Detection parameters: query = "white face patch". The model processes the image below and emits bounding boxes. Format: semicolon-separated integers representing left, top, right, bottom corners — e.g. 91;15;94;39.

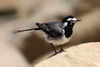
67;18;72;21
67;18;77;23
72;18;77;21
64;22;68;27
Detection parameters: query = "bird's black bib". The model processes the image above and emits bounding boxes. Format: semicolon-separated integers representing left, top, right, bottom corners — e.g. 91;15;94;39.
64;26;73;38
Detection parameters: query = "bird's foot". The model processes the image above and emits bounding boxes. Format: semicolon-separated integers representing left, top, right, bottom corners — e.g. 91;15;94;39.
48;52;60;58
59;49;66;53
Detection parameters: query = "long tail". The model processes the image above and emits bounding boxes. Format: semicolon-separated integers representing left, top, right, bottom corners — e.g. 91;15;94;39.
14;28;41;33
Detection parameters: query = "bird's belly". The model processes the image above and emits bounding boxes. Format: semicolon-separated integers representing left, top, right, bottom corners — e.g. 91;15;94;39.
45;35;71;46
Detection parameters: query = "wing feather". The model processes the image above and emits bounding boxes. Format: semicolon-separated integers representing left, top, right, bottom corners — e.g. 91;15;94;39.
36;22;63;37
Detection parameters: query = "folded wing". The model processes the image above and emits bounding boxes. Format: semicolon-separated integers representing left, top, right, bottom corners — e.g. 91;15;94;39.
36;22;63;37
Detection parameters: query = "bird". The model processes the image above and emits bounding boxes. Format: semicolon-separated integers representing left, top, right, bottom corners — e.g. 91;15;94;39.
15;15;81;55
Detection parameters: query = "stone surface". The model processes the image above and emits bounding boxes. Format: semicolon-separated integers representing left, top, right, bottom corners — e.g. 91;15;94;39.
34;42;100;67
0;42;30;67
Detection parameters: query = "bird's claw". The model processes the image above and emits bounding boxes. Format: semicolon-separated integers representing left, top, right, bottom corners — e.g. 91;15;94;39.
59;49;66;53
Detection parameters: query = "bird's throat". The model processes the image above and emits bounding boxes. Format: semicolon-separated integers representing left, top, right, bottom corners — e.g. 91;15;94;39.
64;26;73;38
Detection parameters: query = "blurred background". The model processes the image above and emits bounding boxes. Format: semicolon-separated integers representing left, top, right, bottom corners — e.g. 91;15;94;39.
0;0;100;67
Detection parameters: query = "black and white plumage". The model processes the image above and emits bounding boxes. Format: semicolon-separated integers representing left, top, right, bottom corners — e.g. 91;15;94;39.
36;22;71;46
15;15;81;55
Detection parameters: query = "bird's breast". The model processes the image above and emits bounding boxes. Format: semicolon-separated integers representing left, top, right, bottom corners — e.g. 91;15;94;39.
44;34;71;46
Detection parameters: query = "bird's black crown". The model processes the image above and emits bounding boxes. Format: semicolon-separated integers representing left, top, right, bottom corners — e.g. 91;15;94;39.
62;15;74;22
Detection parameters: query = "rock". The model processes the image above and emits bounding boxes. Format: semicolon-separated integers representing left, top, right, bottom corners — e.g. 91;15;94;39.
34;42;100;67
0;42;30;67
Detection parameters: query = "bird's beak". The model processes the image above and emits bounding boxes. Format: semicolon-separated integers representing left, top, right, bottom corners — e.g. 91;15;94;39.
76;20;81;22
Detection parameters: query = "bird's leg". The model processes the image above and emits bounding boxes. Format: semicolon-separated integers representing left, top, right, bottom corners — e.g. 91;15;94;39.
50;43;58;55
59;45;65;52
48;43;58;58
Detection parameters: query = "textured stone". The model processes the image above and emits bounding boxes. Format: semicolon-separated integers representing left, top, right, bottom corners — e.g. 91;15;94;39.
34;42;100;67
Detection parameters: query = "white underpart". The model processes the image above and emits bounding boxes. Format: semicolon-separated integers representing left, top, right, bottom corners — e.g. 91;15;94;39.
44;29;71;46
46;36;70;46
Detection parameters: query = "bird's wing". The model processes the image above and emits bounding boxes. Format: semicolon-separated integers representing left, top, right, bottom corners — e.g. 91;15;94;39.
36;22;63;37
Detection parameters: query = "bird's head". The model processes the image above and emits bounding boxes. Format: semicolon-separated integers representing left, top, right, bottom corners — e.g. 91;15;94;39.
62;15;81;27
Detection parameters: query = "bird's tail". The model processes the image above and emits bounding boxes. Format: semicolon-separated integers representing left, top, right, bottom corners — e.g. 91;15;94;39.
14;28;41;33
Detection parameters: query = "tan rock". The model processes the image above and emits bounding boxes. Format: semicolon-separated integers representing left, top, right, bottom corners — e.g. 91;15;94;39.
0;42;30;67
34;42;100;67
67;42;100;66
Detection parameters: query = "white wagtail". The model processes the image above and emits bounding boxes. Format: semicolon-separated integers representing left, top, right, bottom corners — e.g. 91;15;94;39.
15;15;81;55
